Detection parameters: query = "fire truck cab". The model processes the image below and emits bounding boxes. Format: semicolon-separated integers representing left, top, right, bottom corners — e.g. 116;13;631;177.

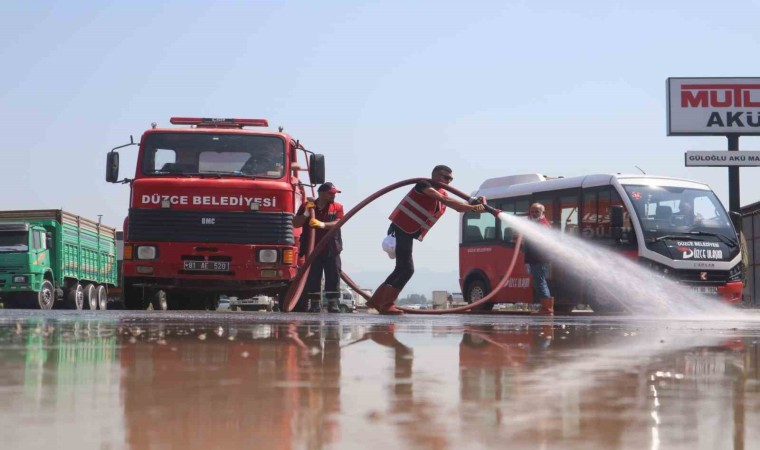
106;117;325;310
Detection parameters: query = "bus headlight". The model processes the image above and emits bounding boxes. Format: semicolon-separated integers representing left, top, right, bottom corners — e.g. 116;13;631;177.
728;263;744;282
136;246;157;260
257;249;278;264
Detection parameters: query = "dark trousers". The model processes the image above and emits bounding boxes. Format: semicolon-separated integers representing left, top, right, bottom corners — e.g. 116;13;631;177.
384;224;416;290
305;254;342;303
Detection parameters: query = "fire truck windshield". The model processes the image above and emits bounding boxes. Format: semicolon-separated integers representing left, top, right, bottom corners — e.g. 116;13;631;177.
141;132;285;179
622;184;736;244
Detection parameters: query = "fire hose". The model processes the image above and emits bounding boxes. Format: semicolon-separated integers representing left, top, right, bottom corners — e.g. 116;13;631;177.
284;178;523;314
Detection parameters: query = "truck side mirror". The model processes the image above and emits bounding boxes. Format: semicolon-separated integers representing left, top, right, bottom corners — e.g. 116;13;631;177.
46;232;52;250
309;154;325;185
610;205;624;240
106;151;120;183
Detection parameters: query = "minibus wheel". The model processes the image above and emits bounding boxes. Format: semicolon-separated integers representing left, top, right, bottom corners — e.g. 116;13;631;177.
465;278;494;312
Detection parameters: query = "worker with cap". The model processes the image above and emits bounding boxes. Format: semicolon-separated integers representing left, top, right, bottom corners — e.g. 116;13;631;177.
293;182;345;312
368;165;486;315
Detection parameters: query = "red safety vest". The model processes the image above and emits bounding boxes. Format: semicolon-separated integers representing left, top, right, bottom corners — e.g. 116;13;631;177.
389;187;447;240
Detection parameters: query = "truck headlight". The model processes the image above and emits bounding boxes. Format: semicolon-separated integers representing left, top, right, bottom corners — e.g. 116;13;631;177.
257;249;278;263
13;276;28;283
136;246;157;260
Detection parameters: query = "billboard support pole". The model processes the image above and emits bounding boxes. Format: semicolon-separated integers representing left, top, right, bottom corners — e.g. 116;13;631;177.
728;134;740;230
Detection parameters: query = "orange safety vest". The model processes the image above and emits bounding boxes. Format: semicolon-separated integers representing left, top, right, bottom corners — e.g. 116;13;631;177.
389;187;447;241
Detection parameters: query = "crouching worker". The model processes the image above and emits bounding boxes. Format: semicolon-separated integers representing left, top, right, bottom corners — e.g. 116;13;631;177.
293;182;345;313
369;165;486;314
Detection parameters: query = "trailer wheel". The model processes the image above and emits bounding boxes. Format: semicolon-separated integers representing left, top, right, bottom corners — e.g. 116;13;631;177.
465;278;494;312
151;290;168;311
66;284;84;310
82;284;97;310
96;285;108;310
32;281;55;310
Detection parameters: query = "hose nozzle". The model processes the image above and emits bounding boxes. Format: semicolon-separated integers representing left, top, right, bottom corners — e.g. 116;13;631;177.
469;197;501;217
483;204;502;217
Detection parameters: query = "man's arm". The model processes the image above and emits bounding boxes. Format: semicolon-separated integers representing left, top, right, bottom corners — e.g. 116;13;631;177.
308;204;344;229
321;204;344;229
292;200;314;228
420;187;485;213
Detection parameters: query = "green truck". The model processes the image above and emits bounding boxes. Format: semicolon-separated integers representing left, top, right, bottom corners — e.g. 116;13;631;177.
0;210;117;310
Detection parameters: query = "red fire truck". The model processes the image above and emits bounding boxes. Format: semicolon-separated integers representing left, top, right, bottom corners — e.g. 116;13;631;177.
105;117;324;310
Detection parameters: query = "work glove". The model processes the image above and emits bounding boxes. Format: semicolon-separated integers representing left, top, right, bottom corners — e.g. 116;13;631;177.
304;201;316;209
309;218;325;229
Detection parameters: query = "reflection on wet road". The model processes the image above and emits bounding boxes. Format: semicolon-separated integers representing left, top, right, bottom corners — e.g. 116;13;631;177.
1;311;760;449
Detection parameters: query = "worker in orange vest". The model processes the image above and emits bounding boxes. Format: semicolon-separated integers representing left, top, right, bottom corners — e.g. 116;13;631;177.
369;165;486;314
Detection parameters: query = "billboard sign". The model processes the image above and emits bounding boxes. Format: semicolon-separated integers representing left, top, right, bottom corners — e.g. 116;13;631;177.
685;151;760;167
667;78;760;135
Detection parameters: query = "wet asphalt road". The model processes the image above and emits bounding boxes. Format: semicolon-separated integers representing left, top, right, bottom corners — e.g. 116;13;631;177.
1;309;760;450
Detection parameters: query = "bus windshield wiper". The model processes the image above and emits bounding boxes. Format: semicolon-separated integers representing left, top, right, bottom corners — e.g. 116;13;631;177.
651;231;738;247
685;231;738;248
651;234;704;243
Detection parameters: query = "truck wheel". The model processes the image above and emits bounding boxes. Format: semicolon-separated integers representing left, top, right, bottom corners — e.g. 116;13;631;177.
66;284;84;310
465;278;494;312
37;281;55;310
207;294;220;311
82;284;97;310
96;285;108;310
151;290;168;311
339;304;350;313
275;285;290;312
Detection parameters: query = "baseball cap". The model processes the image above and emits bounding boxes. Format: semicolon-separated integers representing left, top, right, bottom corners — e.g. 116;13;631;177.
318;182;341;193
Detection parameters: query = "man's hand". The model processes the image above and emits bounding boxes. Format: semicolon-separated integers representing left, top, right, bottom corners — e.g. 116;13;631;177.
471;204;485;212
468;196;487;205
309;218;325;229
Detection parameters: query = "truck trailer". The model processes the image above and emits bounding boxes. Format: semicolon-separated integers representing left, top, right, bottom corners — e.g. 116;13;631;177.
0;210;117;309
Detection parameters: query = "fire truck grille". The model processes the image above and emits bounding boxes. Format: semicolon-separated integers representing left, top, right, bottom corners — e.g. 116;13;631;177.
128;209;294;245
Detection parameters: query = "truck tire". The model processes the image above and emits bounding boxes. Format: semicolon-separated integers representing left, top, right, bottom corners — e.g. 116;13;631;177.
275;285;290;312
465;278;494;312
66;284;84;310
339;304;350;313
207;294;220;311
96;285;108;310
37;289;54;309
83;284;97;310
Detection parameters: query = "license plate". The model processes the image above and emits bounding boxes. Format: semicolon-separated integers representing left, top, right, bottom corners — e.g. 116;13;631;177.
691;286;718;295
184;261;230;271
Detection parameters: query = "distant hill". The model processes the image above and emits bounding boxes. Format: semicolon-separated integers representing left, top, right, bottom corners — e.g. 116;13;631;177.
345;268;461;296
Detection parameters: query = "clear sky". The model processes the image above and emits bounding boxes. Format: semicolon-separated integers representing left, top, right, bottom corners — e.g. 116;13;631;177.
2;0;760;293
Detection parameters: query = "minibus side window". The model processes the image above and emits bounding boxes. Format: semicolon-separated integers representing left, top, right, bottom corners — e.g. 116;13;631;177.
463;210;497;243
